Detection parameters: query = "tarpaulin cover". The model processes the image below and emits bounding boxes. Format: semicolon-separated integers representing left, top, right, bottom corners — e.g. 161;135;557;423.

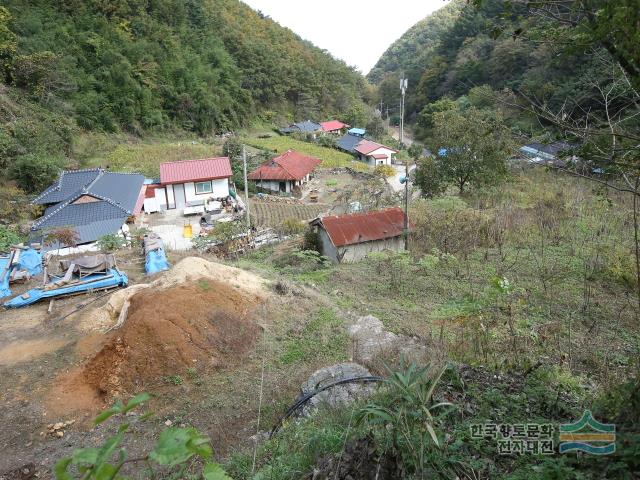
17;248;42;275
3;269;128;308
0;256;11;298
59;254;115;274
143;235;170;275
145;248;170;274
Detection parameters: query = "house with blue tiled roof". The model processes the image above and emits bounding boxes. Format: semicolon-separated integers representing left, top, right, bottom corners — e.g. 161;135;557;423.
31;168;145;248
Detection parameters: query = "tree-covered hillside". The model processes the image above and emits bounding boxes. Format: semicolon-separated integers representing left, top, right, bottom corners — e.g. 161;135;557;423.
368;0;619;138
1;0;366;135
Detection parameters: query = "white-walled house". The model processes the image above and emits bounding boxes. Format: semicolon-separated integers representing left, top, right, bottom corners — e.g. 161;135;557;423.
143;157;232;213
354;140;398;166
247;150;321;196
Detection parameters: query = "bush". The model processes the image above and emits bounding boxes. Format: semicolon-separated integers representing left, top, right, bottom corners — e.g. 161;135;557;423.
9;152;65;193
97;233;126;252
278;218;306;236
0;225;23;251
374;164;395;178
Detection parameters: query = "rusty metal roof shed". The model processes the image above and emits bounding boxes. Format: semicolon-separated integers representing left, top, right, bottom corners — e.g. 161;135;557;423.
312;207;407;247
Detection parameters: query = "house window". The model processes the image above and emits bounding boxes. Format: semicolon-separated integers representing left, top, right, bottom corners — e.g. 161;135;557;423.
195;181;212;194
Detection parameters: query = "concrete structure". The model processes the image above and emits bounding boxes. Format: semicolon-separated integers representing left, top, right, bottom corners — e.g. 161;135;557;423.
248;150;321;196
310;207;407;263
144;157;232;213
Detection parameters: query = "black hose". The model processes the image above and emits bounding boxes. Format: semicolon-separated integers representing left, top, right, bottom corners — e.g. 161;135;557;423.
269;375;384;437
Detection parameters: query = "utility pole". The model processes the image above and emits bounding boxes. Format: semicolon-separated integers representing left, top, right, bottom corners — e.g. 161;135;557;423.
400;75;409;250
242;145;250;228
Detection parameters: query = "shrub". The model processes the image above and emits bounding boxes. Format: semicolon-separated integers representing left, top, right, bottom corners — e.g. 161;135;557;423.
0;225;23;251
374;164;395;178
44;227;79;251
9;152;65;193
278;218;306;236
97;233;126;252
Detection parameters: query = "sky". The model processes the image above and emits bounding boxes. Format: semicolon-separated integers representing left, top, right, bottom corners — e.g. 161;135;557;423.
241;0;450;75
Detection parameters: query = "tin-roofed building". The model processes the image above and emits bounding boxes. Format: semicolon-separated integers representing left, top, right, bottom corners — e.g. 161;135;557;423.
248;150;321;195
310;207;408;262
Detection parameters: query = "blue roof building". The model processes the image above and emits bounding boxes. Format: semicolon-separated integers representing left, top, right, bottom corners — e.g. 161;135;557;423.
31;169;145;246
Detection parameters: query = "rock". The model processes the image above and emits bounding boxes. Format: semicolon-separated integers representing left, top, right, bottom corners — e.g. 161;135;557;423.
348;315;429;366
348;315;399;363
164;419;173;426
298;363;376;416
55;431;64;438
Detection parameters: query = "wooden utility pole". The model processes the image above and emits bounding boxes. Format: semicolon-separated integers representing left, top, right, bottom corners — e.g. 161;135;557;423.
242;145;250;228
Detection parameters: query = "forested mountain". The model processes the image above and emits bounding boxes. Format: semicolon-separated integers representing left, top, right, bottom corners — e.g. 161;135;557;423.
0;0;366;135
368;0;617;139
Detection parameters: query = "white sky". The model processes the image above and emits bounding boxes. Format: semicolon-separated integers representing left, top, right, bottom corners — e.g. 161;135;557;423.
241;0;450;74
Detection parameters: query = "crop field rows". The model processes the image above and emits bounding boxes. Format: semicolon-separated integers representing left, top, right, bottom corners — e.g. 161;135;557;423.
249;201;328;227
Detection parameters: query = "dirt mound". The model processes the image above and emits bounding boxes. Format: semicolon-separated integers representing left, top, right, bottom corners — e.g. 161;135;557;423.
77;257;268;333
49;279;261;414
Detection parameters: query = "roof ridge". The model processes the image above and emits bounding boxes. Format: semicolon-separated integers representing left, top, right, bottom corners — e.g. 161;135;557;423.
32;191;130;230
31;167;103;204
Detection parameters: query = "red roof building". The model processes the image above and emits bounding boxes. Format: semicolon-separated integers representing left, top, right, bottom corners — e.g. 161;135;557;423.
143;157;233;212
247;150;321;195
310;207;409;262
320;120;350;133
353;140;398;166
160;157;232;185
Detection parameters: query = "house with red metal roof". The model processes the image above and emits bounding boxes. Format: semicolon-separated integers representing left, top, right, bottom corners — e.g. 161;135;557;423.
145;157;233;213
247;150;321;196
309;207;408;262
320;120;350;135
354;140;398;167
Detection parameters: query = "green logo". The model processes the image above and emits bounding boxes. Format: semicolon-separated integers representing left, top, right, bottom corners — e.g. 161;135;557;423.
559;410;615;455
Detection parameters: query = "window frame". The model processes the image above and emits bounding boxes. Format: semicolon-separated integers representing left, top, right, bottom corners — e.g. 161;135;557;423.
194;181;213;195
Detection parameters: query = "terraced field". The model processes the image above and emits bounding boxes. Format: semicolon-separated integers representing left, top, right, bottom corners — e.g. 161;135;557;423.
244;135;370;171
249;201;329;227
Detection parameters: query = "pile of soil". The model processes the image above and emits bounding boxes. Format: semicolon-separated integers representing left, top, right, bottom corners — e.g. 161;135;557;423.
49;279;261;413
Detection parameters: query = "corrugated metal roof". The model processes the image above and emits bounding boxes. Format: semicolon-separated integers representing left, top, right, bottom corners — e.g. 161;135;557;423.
160;157;232;184
247;150;321;181
320;120;348;132
315;207;407;247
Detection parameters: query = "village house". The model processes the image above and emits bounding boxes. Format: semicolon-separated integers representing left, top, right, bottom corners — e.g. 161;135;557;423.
354;139;397;166
310;207;408;263
280;120;323;138
144;157;232;214
31;168;145;247
320;120;350;135
247;149;321;196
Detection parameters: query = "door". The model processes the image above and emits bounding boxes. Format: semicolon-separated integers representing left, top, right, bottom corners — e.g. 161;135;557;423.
173;184;186;209
279;181;287;193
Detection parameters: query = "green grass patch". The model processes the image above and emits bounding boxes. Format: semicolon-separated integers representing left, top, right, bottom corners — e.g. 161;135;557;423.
244;135;369;171
279;308;348;365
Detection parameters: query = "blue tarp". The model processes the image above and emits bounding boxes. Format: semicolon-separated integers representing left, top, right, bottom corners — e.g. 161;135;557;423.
145;248;170;275
0;256;11;298
348;128;365;136
3;269;128;308
17;248;42;275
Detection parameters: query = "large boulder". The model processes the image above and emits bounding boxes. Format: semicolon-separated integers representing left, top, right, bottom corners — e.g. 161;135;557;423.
299;362;376;416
